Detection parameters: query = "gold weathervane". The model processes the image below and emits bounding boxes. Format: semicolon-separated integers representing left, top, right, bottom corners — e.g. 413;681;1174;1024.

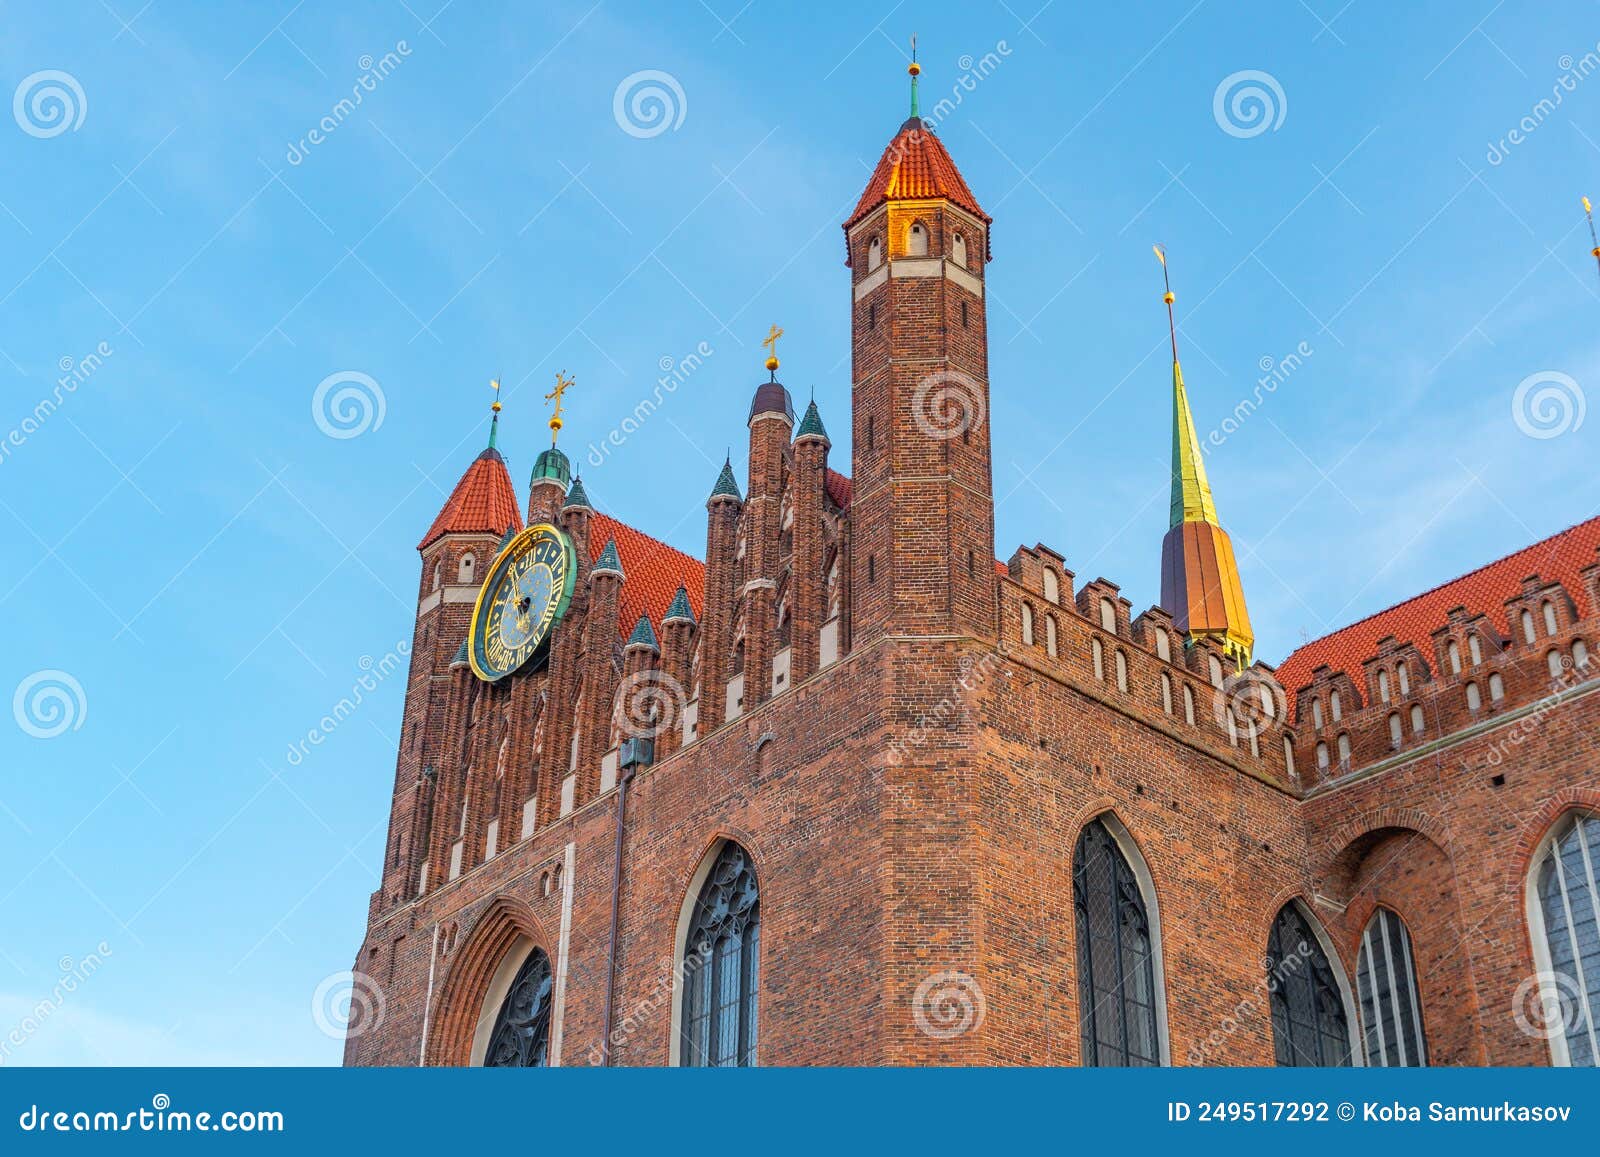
546;371;574;445
762;324;784;375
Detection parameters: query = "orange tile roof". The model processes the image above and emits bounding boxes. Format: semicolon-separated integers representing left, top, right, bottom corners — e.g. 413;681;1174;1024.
589;512;705;636
845;117;990;255
418;448;523;549
1274;515;1600;705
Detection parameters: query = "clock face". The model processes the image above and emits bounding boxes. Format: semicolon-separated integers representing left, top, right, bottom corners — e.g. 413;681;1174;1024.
468;524;576;682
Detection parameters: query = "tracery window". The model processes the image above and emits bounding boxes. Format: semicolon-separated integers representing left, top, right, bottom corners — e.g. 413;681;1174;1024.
1073;819;1162;1066
1356;908;1428;1066
680;842;761;1067
483;947;553;1067
1267;903;1354;1066
1528;811;1600;1066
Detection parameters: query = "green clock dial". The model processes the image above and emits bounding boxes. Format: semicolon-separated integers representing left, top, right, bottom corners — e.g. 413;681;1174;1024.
468;524;576;682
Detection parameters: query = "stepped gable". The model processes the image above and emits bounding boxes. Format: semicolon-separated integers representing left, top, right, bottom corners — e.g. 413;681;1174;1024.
1276;514;1600;708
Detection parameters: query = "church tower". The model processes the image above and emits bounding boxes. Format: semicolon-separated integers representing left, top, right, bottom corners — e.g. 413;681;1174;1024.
844;55;997;646
379;393;521;907
1154;250;1254;668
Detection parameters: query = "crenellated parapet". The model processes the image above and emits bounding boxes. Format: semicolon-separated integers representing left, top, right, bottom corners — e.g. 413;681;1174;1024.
1279;552;1600;792
995;543;1296;790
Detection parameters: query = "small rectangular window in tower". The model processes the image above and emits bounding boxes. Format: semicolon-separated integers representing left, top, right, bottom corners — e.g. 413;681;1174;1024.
960;301;968;328
868;555;876;584
866;415;875;450
869;303;877;329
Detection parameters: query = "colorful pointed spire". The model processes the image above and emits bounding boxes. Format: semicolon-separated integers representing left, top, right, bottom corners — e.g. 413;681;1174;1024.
1154;246;1254;667
625;614;659;652
709;457;742;502
663;584;697;625
592;537;624;580
450;636;470;667
795;398;830;445
563;474;592;511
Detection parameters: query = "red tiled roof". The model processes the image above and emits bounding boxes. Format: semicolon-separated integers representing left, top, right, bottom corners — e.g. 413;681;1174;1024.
844;118;990;251
825;469;851;508
590;512;705;636
418;448;522;549
1275;515;1600;705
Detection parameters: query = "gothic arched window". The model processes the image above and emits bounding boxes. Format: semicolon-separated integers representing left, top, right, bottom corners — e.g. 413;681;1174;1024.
483;947;553;1067
1267;903;1354;1066
1356;907;1428;1066
1073;818;1163;1066
1528;811;1600;1066
907;221;929;257
681;842;761;1067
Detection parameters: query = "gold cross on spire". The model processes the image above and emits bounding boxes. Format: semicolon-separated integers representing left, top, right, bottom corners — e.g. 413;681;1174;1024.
762;324;784;375
545;371;574;445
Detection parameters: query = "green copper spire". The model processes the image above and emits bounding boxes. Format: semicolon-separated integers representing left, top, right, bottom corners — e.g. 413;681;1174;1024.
592;537;624;580
795;398;830;445
908;35;921;119
625;614;659;652
663;584;696;625
563;474;592;511
709;457;742;502
451;636;470;667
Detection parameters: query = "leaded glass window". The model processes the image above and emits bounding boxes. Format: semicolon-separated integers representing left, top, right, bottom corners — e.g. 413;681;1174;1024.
1268;903;1353;1066
680;842;760;1067
1532;812;1600;1065
1073;819;1161;1065
1356;908;1427;1065
484;947;552;1067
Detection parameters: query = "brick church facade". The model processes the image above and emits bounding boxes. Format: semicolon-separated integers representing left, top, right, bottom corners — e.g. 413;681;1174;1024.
345;70;1600;1068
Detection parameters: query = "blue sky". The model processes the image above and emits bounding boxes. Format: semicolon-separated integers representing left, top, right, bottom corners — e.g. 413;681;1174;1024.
0;1;1596;1065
